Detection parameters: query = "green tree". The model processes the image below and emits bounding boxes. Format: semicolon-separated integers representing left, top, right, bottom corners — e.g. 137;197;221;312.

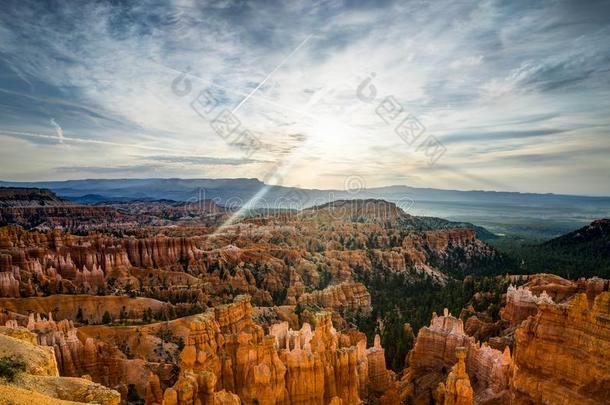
76;307;84;324
102;311;112;325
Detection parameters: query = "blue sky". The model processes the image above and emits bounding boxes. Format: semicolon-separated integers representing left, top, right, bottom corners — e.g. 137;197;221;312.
1;0;609;195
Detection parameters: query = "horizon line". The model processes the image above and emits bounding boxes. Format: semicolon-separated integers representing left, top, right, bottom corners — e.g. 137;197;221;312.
1;177;610;199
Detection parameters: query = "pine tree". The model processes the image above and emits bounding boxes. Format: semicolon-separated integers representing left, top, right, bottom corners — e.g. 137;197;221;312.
102;311;112;325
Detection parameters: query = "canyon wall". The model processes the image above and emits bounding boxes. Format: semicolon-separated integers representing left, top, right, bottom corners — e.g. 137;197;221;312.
148;296;397;405
400;308;511;405
402;275;610;405
4;311;177;400
3;219;609;405
512;291;610;404
0;324;121;404
0;207;498;301
296;282;372;315
0;294;172;323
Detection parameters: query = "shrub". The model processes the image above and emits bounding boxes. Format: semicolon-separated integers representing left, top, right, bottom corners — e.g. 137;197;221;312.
0;356;26;382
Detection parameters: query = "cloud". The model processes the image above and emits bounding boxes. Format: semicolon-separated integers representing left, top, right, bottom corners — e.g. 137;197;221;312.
55;164;162;174
442;128;570;145
0;0;609;194
0;129;191;153
450;55;484;69
148;155;264;165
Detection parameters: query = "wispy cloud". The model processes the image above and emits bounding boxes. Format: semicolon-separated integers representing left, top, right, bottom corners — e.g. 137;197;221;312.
55;164;162;174
148;155;265;165
0;0;609;194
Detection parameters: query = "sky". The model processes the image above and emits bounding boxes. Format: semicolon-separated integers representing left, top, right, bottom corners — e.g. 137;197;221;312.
0;0;609;195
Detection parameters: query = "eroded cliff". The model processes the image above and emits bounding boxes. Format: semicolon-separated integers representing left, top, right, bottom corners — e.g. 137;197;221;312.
0;324;120;405
148;296;397;405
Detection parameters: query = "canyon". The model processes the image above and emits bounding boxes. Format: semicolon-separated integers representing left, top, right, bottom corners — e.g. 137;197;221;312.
400;273;610;405
0;189;609;404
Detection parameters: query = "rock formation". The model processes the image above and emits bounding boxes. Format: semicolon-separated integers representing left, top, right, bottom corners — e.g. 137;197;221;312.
152;297;396;405
512;291;610;404
400;308;511;404
0;269;20;297
402;274;610;405
2;311;184;401
296;282;372;315
366;334;393;395
0;197;500;300
0;324;120;404
435;347;474;405
0;294;173;323
500;285;553;327
0;197;517;404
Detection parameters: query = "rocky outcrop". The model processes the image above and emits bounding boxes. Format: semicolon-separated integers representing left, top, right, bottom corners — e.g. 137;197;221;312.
3;310;184;401
310;312;362;404
0;226;203;297
366;334;392;395
273;313;396;404
370;250;407;273
0;325;120;404
0;325;59;376
500;285;553;327
401;309;470;403
0;295;173;323
158;296;288;404
297;282;371;315
406;309;470;374
160;346;240;405
400;309;511;404
155;297;395;405
402;275;610;405
512;291;610;404
0;269;20;297
500;273;610;329
122;236;197;269
435;347;474;405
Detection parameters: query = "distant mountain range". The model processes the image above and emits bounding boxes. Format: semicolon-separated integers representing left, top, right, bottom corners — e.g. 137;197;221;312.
1;178;609;238
1;177;608;205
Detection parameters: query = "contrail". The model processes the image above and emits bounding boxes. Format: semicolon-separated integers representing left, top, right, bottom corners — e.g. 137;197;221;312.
232;34;313;114
50;118;65;144
149;58;318;120
1;129;190;154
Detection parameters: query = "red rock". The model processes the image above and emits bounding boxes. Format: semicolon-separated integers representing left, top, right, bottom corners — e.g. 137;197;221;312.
512;291;610;404
436;347;474;405
401;308;511;404
297;282;371;315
